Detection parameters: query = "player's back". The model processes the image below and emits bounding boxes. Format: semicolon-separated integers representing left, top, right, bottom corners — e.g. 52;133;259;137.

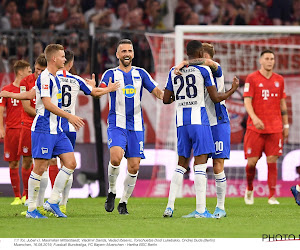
56;70;92;132
167;65;214;127
204;63;230;126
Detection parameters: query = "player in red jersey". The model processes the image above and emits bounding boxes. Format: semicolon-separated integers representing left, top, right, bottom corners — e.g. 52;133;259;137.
243;49;289;205
0;60;32;205
18;54;47;202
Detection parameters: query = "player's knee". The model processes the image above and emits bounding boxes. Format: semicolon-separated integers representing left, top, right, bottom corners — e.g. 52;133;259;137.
9;161;19;169
64;159;77;170
110;157;122;167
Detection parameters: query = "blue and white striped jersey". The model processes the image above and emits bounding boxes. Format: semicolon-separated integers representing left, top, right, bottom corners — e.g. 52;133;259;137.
165;65;215;127
100;66;158;131
31;68;63;134
56;70;92;132
204;63;230;126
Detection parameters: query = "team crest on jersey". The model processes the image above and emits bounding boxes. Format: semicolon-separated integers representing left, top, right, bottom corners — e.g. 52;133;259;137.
122;85;136;98
247;148;252;154
274;81;279;87
20;86;26;93
108;138;112;145
23;147;28;154
4;152;10;158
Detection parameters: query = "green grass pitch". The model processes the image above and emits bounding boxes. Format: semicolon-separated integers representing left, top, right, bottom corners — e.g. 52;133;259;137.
0;197;298;238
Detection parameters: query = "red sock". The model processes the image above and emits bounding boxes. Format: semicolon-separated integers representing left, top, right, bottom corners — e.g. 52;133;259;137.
49;165;59;188
246;164;256;191
21;166;32;199
10;168;21;198
267;162;277;198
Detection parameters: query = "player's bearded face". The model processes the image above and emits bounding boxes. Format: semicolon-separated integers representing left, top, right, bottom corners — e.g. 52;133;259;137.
117;44;134;67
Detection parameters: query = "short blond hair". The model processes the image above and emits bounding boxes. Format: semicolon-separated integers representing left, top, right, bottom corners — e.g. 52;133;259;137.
44;44;64;62
13;60;30;75
202;43;215;59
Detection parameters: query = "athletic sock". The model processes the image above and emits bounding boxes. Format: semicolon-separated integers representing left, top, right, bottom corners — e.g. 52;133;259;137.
10;168;21;198
246;164;256;191
108;162;120;194
214;171;226;210
60;173;73;206
267;162;277;198
36;170;49;207
28;172;41;212
21;167;32;199
166;166;187;210
119;171;138;204
49;164;59;188
48;166;74;204
194;164;207;214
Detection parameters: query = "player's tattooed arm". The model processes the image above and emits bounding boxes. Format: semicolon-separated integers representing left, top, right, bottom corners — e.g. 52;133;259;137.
174;58;218;75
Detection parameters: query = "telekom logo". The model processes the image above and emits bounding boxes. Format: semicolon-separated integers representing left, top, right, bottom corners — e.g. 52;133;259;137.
262;89;269;100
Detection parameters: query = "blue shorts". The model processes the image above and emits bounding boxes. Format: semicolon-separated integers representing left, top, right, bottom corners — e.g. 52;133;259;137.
65;131;76;149
210;122;231;159
177;124;215;158
107;127;145;159
31;131;74;159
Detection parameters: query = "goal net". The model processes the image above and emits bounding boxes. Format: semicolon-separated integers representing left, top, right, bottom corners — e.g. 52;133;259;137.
144;26;300;198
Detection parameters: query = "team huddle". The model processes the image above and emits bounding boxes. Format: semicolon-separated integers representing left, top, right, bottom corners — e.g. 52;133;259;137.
0;38;298;219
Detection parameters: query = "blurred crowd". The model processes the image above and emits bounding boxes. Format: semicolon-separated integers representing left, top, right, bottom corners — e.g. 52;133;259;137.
0;0;299;74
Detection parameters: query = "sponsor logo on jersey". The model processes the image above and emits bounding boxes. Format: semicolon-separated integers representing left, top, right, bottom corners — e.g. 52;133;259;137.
41;147;48;154
274;81;279;87
259;83;264;87
244;83;250;92
122;85;136;98
262;89;269;100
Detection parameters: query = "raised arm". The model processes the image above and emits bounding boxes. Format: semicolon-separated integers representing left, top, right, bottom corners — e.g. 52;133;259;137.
174;58;219;75
207;76;239;103
90;77;120;98
0;88;36;100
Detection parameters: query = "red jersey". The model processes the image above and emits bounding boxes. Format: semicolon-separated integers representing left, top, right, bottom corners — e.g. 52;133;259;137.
0;83;23;129
20;73;36;129
243;70;286;134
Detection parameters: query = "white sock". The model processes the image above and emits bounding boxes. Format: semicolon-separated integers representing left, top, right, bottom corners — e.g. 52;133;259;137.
194;164;207;214
48;166;73;204
119;171;138;204
28;172;41;212
108;162;120;194
296;185;300;192
36;170;49;207
166;166;187;210
60;173;73;206
214;171;226;210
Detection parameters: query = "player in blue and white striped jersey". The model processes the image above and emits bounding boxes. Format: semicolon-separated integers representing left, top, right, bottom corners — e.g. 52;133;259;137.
55;50;119;213
28;44;85;219
163;40;239;218
102;39;164;215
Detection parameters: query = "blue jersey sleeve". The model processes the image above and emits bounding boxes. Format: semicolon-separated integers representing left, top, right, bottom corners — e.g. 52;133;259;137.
100;70;114;87
165;69;174;92
138;68;158;93
213;66;223;78
75;75;92;95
